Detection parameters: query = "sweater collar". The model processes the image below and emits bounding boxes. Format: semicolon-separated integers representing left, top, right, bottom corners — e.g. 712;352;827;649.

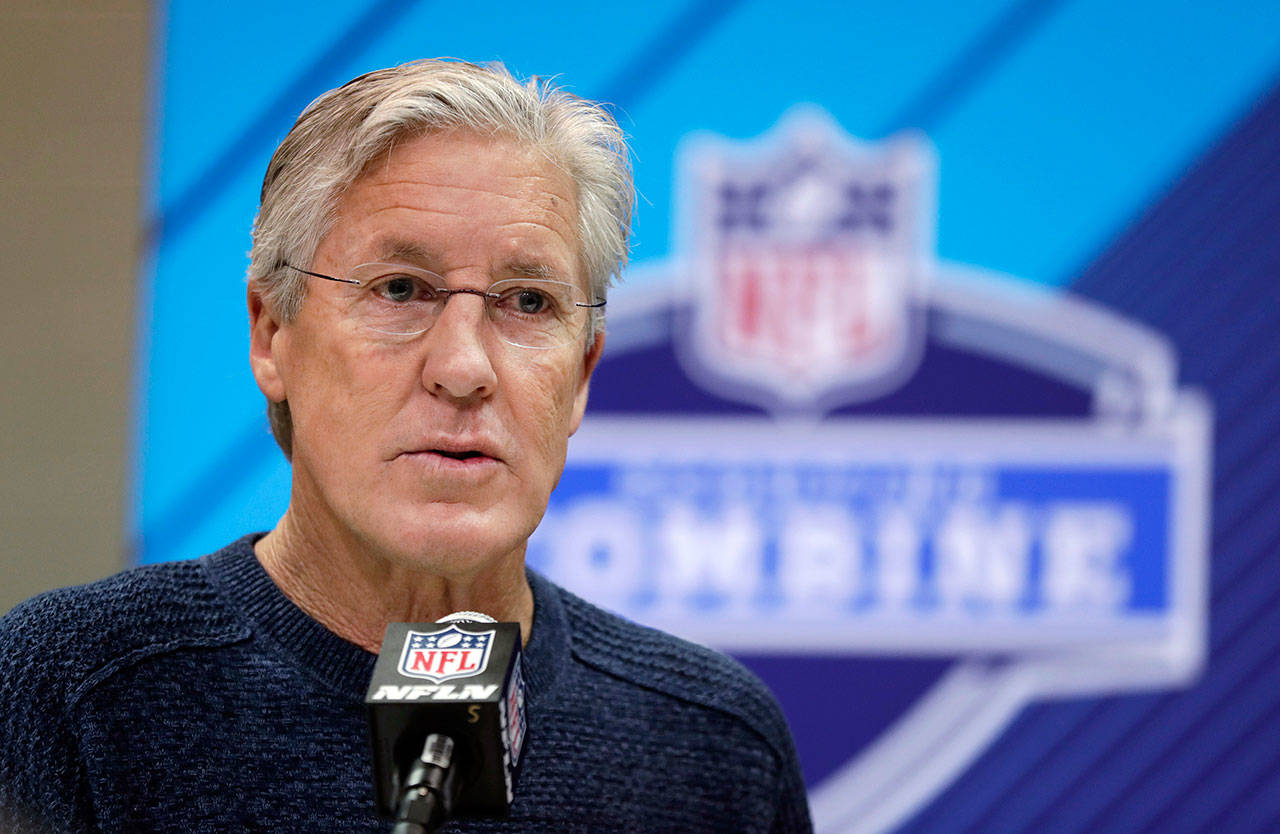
200;534;570;703
522;568;571;704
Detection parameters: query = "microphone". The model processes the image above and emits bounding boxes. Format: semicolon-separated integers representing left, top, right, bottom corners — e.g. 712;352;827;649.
366;612;527;834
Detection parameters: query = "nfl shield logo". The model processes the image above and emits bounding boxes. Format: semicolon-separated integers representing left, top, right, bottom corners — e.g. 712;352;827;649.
397;626;494;683
676;107;934;410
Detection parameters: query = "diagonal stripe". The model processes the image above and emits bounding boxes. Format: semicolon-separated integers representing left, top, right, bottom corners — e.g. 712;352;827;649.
956;466;1280;831
904;702;1092;834
1070;79;1280;303
967;700;1156;833
1211;480;1280;607
1094;642;1280;833
915;487;1280;833
1203;323;1280;426
1212;437;1280;545
1002;558;1280;833
147;0;426;249
1207;374;1280;519
975;476;1280;831
877;0;1068;134
1142;217;1280;336
1157;698;1280;834
1099;185;1280;334
1208;509;1280;651
133;418;280;563
1194;715;1280;833
904;701;1098;834
1047;575;1280;833
594;0;746;114
1087;124;1280;316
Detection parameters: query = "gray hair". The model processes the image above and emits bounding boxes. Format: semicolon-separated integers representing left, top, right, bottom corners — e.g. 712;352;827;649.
248;59;634;457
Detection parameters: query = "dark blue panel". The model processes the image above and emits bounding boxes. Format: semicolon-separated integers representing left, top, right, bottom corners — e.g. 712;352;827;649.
589;330;1092;418
905;72;1280;834
736;655;953;786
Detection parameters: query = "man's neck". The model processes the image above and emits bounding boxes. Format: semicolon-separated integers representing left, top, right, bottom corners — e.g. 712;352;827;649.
253;515;534;654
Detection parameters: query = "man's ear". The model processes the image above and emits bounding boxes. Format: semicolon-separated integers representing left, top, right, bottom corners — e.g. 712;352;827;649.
248;287;287;402
569;331;605;436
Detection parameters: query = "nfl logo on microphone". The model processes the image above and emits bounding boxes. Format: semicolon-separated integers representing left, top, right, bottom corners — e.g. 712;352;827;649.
398;626;495;683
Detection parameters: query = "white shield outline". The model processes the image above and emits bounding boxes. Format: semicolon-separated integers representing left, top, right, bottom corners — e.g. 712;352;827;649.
672;106;936;414
397;625;495;683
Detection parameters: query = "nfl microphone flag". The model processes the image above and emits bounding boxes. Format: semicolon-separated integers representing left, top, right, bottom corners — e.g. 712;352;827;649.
366;620;526;821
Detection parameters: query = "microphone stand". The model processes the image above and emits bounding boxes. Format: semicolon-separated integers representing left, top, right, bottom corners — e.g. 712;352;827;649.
392;734;459;834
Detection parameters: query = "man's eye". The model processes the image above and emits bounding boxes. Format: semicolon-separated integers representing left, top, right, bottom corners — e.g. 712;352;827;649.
514;289;550;314
496;287;559;317
376;275;427;303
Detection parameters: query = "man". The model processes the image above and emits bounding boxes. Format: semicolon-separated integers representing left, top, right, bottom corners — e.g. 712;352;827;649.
0;60;812;832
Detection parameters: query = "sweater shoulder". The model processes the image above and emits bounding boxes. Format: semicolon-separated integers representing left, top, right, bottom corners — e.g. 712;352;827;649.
0;557;249;704
554;583;794;759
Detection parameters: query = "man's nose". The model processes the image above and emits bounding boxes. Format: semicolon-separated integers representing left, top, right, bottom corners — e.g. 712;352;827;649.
420;293;498;402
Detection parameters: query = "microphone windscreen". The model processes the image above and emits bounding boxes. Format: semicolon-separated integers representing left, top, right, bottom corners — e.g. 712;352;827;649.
434;611;497;625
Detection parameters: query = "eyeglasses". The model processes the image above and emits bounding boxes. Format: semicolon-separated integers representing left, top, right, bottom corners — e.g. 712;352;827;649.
283;262;605;349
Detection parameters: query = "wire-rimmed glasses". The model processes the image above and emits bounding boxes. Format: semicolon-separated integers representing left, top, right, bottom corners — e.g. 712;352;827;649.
284;262;604;349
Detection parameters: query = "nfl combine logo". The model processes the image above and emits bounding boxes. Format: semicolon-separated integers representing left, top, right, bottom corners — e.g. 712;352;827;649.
398;626;494;683
529;105;1210;833
678;107;933;409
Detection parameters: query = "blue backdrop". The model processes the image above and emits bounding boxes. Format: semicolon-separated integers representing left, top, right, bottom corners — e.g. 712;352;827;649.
138;3;1280;831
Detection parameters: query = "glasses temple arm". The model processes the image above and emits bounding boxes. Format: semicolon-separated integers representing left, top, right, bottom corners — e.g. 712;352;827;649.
282;263;362;286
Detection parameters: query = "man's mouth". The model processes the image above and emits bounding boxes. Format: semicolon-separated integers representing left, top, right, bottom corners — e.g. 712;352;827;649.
431;449;488;461
395;436;502;467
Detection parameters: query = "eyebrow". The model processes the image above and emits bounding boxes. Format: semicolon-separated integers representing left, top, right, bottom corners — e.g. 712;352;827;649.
373;240;437;265
507;262;560;280
370;239;568;282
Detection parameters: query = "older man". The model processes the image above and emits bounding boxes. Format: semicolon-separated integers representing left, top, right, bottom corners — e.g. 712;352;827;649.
0;60;811;833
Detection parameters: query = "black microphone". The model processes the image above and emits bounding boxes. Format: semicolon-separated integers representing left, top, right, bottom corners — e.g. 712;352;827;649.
366;612;527;834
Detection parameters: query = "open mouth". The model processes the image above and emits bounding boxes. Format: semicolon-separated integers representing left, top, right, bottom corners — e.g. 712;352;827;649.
431;449;487;461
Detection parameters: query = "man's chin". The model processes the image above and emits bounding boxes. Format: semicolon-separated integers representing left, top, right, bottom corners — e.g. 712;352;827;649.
358;507;530;576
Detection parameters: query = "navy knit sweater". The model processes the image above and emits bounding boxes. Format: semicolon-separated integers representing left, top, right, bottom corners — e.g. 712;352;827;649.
0;535;812;833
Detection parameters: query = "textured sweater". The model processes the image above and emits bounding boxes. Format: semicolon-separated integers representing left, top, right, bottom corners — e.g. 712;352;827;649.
0;535;812;833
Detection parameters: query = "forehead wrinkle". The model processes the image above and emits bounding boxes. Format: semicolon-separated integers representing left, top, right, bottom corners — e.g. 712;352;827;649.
355;200;579;248
362;235;568;279
337;144;583;279
355;192;577;235
348;219;576;282
359;170;573;201
355;208;577;249
361;131;577;209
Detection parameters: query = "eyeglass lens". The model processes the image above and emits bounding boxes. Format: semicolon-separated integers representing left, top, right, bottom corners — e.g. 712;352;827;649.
343;263;591;349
